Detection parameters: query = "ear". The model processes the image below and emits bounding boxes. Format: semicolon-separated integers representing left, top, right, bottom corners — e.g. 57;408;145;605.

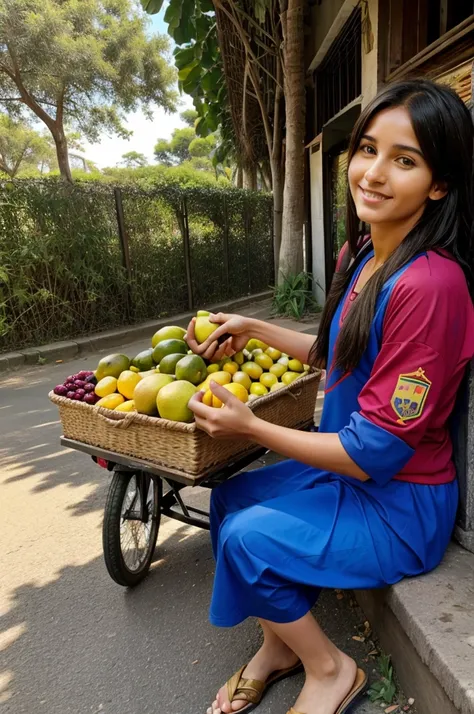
428;181;448;202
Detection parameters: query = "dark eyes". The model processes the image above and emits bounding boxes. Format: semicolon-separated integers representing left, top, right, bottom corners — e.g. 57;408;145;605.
359;143;416;168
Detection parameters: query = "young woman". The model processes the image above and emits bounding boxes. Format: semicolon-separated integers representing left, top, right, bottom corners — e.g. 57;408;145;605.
186;79;474;714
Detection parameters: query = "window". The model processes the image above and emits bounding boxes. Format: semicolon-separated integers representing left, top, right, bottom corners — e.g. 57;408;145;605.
384;0;474;76
314;7;362;134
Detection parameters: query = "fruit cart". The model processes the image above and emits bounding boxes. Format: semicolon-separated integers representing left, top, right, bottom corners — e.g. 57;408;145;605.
52;370;321;588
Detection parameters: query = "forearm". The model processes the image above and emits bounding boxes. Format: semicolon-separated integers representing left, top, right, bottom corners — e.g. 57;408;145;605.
249;418;370;482
248;318;316;365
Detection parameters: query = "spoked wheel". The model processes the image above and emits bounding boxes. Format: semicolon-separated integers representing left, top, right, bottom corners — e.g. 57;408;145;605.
103;468;161;586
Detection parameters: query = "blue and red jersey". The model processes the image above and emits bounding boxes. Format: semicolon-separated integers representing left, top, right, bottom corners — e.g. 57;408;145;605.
321;248;474;485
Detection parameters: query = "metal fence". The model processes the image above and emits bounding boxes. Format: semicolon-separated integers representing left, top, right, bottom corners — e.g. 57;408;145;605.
0;180;274;352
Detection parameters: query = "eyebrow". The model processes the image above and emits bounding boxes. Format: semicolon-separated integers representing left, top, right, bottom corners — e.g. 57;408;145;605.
361;134;424;159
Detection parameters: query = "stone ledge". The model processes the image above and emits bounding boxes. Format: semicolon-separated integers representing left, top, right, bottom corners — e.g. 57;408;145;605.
0;291;272;373
356;542;474;714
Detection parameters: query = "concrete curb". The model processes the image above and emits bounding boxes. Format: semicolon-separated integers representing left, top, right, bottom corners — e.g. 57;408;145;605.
0;291;273;374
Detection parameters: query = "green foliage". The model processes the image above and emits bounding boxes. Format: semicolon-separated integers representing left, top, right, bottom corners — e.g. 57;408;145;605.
271;273;321;320
368;654;397;705
0;178;272;351
180;109;199;127
189;135;216;158
120;151;148;168
0;0;178;174
0;115;52;177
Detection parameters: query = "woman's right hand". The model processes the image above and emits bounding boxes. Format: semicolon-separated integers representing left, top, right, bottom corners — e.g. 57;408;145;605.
185;313;254;362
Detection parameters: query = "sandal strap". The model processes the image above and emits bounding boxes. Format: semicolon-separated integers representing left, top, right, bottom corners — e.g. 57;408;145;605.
226;665;265;705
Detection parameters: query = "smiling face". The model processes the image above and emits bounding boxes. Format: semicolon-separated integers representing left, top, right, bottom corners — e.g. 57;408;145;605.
348;106;446;230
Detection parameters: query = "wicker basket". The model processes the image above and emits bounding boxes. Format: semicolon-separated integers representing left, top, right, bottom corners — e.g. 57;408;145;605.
49;370;321;476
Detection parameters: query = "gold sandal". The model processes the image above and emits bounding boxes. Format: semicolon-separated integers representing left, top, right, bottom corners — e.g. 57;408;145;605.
287;667;367;714
224;660;303;713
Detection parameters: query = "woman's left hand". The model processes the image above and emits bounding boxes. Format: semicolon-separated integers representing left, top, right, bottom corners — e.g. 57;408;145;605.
188;381;257;440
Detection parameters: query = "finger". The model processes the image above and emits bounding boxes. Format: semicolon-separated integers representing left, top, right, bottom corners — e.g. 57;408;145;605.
188;392;211;417
199;322;232;352
209;380;235;406
202;340;219;361
209;312;230;324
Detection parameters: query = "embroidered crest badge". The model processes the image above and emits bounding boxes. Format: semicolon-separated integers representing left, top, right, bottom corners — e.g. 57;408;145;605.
391;368;432;424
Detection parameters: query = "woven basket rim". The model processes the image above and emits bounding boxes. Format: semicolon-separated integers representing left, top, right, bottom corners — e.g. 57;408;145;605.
48;368;321;433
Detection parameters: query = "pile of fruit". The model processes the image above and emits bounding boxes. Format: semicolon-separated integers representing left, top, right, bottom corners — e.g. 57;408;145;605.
52;311;310;423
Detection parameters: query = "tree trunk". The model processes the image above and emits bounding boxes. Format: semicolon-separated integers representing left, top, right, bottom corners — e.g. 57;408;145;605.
243;164;257;190
52;126;72;182
270;156;283;282
278;0;305;283
235;166;243;188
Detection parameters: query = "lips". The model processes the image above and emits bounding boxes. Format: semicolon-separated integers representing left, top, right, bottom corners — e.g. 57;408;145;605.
359;186;391;201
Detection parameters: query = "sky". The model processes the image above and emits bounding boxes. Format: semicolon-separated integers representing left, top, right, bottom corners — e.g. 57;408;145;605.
81;9;194;169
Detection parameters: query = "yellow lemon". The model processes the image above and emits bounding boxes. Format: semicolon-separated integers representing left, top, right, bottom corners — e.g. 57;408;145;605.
234;351;244;365
250;383;268;396
117;370;142;400
95;376;118;398
207;363;220;374
281;371;300;385
270;363;287;378
232;371;252;391
194;315;219;344
270;382;285;392
265;347;281;361
277;356;289;366
288;358;304;372
223;361;239;376
202;390;214;407
157;380;196;422
202;371;232;389
246;339;268;352
96;393;125;410
115;400;136;412
260;372;278;389
212;382;249;407
151;325;186;348
241;362;263;380
254;353;273;371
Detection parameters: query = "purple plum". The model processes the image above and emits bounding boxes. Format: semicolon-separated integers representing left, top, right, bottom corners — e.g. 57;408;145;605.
72;392;82;400
76;389;86;398
74;379;86;388
54;385;68;396
84;383;95;393
83;393;96;405
66;391;76;399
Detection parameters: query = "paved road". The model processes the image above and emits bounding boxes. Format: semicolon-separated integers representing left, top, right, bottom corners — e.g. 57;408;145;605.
1;333;387;714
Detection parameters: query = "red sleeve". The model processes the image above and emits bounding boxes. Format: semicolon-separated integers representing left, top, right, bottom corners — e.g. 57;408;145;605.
335;242;349;273
357;256;469;450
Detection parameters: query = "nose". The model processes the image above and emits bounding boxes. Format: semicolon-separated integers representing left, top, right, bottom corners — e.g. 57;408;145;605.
364;156;387;185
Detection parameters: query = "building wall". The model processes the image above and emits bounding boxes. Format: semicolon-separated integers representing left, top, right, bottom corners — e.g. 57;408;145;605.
361;0;379;107
309;0;346;59
309;145;326;307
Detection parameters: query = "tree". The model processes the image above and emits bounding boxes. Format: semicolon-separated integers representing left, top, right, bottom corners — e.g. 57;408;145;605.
142;0;307;282
180;108;199;127
154;126;213;165
121;151;148;168
0;0;177;182
0;114;51;176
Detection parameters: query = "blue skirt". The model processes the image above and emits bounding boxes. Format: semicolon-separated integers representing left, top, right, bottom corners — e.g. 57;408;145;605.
209;459;458;627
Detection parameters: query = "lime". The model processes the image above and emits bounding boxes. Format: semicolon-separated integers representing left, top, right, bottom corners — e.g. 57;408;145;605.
207;363;220;374
131;348;155;372
265;347;282;361
288;358;304;372
270;363;287;378
151;325;186;349
175;354;207;385
254;353;273;371
281;371;300;385
153;339;187;365
96;354;130;381
159;353;186;375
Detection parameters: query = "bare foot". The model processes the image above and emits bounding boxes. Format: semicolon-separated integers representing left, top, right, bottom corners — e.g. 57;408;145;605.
291;651;358;714
207;640;299;714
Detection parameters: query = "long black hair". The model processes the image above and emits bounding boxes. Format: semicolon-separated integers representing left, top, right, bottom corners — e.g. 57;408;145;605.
310;79;474;373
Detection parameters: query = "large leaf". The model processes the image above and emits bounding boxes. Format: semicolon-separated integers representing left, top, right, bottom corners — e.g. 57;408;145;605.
140;0;165;14
164;0;184;30
178;59;200;82
174;46;198;70
199;0;215;11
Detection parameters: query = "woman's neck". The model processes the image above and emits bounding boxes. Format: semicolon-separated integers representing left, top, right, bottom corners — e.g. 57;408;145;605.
370;209;424;267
